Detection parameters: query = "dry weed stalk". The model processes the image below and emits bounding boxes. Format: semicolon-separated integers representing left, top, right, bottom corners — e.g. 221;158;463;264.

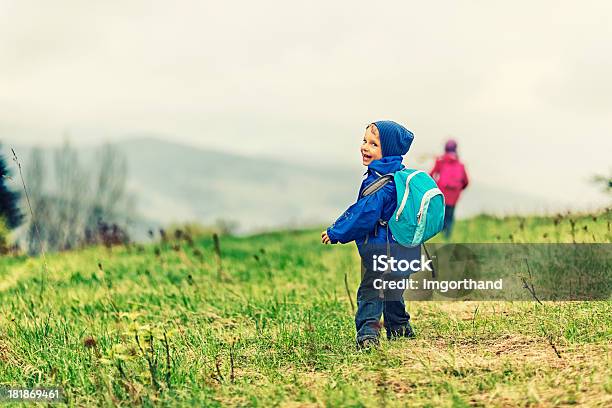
11;148;49;298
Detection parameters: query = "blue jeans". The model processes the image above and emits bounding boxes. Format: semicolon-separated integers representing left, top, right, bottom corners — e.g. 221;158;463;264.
443;205;455;239
355;261;411;341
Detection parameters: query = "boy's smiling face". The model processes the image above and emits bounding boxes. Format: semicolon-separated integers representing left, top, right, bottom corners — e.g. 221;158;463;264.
361;124;383;166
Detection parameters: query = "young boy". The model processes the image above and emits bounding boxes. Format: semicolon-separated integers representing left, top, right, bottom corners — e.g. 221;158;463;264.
321;120;416;348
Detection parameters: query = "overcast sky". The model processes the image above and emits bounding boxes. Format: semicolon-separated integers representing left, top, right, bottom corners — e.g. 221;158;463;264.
1;0;610;208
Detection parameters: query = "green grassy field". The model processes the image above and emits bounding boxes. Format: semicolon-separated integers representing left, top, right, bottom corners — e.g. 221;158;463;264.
1;210;611;407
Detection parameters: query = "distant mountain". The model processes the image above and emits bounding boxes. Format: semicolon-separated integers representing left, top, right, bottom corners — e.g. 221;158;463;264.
114;137;361;232
2;137;564;234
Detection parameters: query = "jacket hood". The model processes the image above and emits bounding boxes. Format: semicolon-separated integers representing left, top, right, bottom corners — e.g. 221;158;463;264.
367;155;404;175
374;121;414;157
440;152;459;162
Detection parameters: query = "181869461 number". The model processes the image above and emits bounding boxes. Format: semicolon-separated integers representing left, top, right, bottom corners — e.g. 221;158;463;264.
0;387;64;403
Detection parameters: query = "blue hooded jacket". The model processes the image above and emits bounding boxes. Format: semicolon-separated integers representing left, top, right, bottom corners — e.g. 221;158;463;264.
327;156;404;256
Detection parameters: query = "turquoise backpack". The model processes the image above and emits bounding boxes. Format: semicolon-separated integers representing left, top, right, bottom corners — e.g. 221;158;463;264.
362;169;445;247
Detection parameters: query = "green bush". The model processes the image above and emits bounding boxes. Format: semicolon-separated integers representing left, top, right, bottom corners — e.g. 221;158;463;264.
0;217;11;254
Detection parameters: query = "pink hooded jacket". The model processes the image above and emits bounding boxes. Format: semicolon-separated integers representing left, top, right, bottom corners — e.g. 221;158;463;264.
429;153;469;206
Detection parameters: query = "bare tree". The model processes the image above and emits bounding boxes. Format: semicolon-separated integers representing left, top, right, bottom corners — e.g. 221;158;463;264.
87;143;131;227
23;141;134;253
24;147;49;254
53;140;91;250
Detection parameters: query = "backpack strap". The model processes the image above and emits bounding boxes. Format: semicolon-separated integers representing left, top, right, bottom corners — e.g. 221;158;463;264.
361;171;398;246
361;173;394;198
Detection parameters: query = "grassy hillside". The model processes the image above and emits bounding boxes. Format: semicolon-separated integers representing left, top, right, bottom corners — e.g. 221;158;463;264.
0;210;611;406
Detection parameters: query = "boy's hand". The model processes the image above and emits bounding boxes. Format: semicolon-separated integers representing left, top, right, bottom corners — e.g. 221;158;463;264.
321;230;331;244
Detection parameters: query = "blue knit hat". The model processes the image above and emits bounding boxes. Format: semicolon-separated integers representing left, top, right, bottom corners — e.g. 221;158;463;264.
374;120;414;157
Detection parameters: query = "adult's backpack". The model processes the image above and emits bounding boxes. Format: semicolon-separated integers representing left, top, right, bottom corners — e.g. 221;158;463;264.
362;169;445;247
436;159;467;192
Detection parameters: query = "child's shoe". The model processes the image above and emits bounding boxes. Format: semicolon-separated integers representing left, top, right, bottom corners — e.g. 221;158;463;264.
356;336;380;350
387;322;416;340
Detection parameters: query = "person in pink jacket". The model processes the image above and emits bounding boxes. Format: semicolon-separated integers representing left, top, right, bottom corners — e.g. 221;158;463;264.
429;139;469;238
